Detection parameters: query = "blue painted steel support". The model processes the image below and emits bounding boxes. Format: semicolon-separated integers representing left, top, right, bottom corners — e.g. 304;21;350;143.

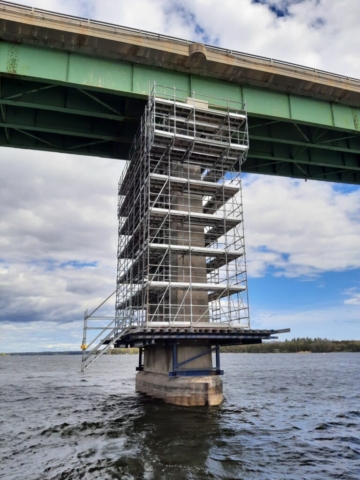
169;344;224;377
172;344;177;372
136;347;144;371
215;345;220;371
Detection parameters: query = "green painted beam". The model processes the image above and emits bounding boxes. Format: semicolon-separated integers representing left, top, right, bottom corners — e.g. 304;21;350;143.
244;156;360;184
0;96;126;121
249;119;360;153
0;77;129;120
1;42;360;133
0;104;132;141
0;126;129;157
248;120;360;160
248;145;359;171
0;121;125;141
251;134;360;155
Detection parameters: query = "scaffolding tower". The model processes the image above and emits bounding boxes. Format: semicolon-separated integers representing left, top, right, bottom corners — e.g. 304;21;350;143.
116;86;250;329
81;87;290;373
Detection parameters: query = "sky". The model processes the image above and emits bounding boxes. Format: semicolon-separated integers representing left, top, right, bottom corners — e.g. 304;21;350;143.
0;0;359;352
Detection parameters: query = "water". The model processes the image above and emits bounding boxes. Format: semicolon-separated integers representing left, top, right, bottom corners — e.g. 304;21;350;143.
0;353;359;480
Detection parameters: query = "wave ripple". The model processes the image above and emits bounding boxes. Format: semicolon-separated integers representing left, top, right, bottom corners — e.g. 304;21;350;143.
0;353;359;479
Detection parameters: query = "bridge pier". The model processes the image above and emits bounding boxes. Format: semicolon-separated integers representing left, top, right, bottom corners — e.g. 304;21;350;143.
114;88;251;405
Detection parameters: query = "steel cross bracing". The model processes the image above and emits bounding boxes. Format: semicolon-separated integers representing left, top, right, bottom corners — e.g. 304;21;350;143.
115;86;250;331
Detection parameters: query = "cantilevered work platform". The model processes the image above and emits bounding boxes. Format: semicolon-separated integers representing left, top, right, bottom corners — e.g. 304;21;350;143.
115;325;289;348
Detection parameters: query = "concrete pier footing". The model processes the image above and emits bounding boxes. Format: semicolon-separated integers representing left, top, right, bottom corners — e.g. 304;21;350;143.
136;371;223;406
136;344;223;406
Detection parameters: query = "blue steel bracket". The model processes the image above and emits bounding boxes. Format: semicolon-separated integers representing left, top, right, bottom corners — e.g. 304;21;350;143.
136;347;144;371
169;369;224;377
169;344;223;377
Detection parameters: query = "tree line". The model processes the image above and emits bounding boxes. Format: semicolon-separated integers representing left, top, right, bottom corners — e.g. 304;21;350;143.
221;338;360;353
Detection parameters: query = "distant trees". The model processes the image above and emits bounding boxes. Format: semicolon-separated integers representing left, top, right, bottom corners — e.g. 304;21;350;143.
110;348;139;354
221;338;360;353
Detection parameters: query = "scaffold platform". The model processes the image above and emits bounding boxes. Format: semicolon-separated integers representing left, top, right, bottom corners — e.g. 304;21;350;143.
113;326;290;348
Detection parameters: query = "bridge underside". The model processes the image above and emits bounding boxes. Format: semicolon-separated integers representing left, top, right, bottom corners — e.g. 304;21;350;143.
1;73;359;185
0;34;360;185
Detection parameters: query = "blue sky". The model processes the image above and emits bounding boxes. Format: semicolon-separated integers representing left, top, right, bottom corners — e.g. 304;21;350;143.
0;0;359;351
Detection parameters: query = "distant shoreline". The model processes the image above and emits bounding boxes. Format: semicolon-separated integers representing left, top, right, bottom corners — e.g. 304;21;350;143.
2;338;360;356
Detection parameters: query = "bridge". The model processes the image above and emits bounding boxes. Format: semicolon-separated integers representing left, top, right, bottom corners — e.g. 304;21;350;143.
1;1;359;406
1;1;360;184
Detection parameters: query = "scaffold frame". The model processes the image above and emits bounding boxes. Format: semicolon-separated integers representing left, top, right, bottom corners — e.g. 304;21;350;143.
116;85;250;329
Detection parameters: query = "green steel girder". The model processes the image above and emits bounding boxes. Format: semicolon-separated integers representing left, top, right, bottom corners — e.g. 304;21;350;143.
248;141;359;171
1;41;360;184
243;157;360;184
0;105;132;141
0;77;144;121
248;119;360;156
1;42;360;133
0;125;130;157
0;120;125;143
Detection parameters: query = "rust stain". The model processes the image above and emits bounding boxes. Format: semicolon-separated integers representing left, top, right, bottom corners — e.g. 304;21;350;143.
353;111;360;131
76;34;88;47
6;46;19;74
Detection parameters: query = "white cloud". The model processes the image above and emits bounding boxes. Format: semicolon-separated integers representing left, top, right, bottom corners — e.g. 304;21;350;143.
250;303;360;340
345;296;360;305
9;0;203;41
243;175;360;278
175;0;360;77
0;319;84;352
343;288;360;306
90;0;199;39
5;0;89;17
0;149;123;330
0;149;123;264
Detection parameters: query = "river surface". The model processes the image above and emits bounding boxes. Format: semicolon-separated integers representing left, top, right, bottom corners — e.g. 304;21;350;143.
0;353;359;480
